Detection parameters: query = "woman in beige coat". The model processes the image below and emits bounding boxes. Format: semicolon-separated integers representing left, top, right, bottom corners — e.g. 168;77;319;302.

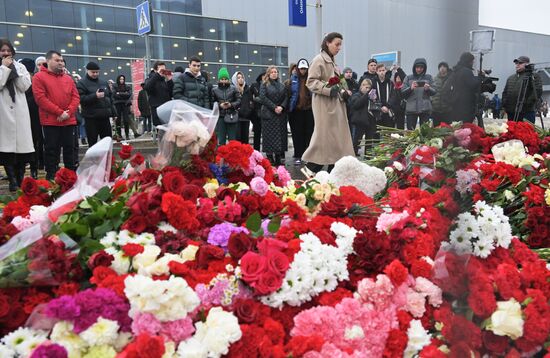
302;32;355;175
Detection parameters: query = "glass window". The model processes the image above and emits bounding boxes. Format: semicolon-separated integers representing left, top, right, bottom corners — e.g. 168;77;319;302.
93;6;115;31
226;20;247;42
73;4;93;30
261;46;275;65
150;0;169;11
184;0;202;15
152;36;172;61
8;25;32;53
202;18;220;40
248;45;261;65
114;7;134;33
202;41;220;63
170;38;188;61
50;1;74;28
153;12;170;35
29;27;53;54
29;0;53;26
168;14;187;37
186;16;203;39
63;55;79;74
113;33;137;58
5;1;30;24
54;29;78;55
134;36;146;58
91;0;114;5
0;1;6;22
73;30;98;58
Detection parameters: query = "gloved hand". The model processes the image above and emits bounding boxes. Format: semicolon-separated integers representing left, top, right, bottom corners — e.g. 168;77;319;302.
330;86;339;98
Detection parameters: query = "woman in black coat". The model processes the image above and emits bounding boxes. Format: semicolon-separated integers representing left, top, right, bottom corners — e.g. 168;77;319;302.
449;52;481;123
259;66;288;166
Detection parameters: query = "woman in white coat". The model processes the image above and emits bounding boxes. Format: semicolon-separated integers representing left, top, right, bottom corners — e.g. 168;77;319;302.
0;39;34;191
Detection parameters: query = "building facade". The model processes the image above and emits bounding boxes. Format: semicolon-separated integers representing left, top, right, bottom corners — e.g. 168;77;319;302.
0;0;288;82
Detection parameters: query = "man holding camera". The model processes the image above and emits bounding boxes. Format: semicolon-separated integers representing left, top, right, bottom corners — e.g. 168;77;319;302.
502;56;543;123
76;62;116;146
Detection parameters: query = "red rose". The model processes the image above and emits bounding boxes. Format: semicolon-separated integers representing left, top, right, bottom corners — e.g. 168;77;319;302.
240;252;268;283
319;195;348;217
162;171;186;194
87;250;114;270
255;270;283;295
233;298;260;324
228;232;252;260
118;144;133;160
327;76;340;86
181;184;203;202
267;250;289;277
139;169;160;186
130;153;145;167
195;244;225;269
122;243;145;257
122;215;148;234
55;168;77;192
20;177;40;196
0;294;9;318
384;259;409;286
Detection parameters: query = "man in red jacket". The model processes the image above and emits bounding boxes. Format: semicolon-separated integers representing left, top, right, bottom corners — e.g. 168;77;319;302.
32;50;80;180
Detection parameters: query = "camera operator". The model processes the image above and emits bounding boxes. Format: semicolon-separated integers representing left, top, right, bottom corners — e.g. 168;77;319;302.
502;56;543;123
448;52;482;123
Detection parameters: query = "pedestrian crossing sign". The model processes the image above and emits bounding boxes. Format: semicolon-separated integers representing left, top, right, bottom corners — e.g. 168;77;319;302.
136;1;151;36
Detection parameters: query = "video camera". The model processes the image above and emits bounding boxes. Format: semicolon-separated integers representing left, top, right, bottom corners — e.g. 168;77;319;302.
479;69;498;93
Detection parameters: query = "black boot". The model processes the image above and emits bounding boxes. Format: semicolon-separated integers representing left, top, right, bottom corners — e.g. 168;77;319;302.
30;162;38;179
15;163;26;187
274;154;282;166
266;153;275;165
4;166;18;192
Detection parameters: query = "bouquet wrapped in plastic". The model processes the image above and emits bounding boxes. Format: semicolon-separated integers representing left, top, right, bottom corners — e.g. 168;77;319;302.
153;99;219;168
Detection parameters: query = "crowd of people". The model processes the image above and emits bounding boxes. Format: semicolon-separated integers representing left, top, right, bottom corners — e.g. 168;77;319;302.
0;33;546;190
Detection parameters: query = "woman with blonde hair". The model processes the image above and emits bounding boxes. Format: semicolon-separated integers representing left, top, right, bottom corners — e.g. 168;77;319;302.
259;65;288;165
302;32;355;176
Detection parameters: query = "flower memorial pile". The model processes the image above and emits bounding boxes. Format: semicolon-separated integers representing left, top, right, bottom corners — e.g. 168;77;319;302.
0;115;549;357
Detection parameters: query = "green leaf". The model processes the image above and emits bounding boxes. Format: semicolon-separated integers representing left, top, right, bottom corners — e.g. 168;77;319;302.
77;238;105;265
94;186;112;202
60;222;89;238
246;212;262;232
79;200;92;210
93;221;114;239
106;202;124;218
267;216;281;234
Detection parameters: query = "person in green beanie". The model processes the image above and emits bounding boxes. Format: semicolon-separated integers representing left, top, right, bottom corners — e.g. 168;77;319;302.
211;67;241;145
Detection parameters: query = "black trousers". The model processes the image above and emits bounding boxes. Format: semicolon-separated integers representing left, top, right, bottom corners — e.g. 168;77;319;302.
431;111;452;127
237;120;250;145
115;103;131;137
151;106;162;127
289;109;314;159
43;125;77;179
406;113;430;130
250;115;262;151
85;117;112;147
352;123;376;155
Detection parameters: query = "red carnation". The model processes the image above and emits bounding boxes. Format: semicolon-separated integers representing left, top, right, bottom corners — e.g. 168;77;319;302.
195;244;225;269
55;167;77;192
384;259;409;286
122;243;145;257
383;329;408;358
121;333;165;358
317;287;353;307
160;192;200;232
130;152;145;167
161;171;186;194
118;144;133;160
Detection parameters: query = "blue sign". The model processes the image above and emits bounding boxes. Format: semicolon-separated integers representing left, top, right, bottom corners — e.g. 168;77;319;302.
289;0;307;27
371;51;400;65
136;1;151;36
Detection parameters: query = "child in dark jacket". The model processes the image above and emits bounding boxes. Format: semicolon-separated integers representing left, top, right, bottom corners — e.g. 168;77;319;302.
350;79;380;157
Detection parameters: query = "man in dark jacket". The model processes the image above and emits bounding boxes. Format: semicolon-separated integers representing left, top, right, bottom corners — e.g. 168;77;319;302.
401;58;436;129
144;61;173;128
431;62;453;126
137;83;152;134
449;52;482;124
502;55;543;123
172;56;210;109
358;59;379;88
373;63;394;128
77;62;116;146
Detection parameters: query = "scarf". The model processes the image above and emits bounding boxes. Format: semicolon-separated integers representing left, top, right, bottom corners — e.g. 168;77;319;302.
5;62;19;103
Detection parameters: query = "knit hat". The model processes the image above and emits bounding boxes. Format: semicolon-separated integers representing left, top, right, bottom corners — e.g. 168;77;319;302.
218;67;230;80
86;61;100;70
19;58;35;73
343;67;353;73
438;61;449;69
368;58;378;65
35;56;46;68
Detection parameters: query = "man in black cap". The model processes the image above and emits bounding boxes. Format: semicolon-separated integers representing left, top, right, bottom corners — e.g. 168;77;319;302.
76;61;116;146
502;55;543;123
358;58;379;87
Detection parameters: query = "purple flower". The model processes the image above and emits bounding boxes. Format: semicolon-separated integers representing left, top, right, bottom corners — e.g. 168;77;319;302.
207;222;248;249
45;295;80;321
30;343;68;358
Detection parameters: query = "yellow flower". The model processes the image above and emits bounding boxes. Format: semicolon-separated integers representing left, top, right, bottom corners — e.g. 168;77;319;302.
487;298;524;340
203;181;219;198
83;345;117;358
545;189;550;206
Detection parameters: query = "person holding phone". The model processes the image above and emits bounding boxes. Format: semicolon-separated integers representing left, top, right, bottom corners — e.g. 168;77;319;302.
401;58;436;130
76;62;116;146
0;39;34;191
144;61;174;134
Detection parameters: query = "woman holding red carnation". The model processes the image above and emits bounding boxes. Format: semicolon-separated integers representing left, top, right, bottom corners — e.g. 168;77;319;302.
302;32;355;176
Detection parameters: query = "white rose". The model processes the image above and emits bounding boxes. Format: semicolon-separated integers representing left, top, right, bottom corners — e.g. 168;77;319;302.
488;299;524;340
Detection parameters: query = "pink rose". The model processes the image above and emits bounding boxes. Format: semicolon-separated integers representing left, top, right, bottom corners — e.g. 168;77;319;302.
240;252;267;283
267;250;289;276
250;177;269;196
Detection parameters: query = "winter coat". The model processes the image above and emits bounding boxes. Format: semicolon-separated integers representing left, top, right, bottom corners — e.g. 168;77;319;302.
137;89;151;116
302;50;355;165
289;73;312;112
502;70;543;113
211;83;241;119
144;71;173;108
431;72;453;113
345;78;359;94
401;58;436;114
357;71;378;88
112;82;132;105
25;86;42;142
77;75;117;120
259;79;288;120
349;92;376;129
231;72;254;120
449;64;481;122
172;70;211;109
0;61;34;154
32;65;80;126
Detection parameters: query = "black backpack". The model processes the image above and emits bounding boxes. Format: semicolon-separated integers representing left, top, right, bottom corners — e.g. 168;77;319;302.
440;71;458;109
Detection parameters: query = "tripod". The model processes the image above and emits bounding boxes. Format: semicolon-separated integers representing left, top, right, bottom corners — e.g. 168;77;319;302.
512;72;532;122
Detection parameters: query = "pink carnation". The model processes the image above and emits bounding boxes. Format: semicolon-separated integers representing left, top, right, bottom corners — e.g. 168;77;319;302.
375;211;409;233
253;165;266;178
132;313;162;336
159;316;195;343
454;128;472;147
405;289;426;318
276;166;291;186
414;277;442;307
250;177;269;196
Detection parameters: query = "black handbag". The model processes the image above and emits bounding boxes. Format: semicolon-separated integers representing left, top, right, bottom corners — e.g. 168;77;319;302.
224;110;239;124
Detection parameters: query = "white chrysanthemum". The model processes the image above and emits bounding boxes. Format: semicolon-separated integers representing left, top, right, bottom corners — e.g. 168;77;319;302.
100;231;118;247
177;307;241;358
29;205;48;223
0;344;15;358
1;327;47;352
327;156;387;197
110;250;131;275
485;122;508;136
158;221;178;233
448;230;473;255
473;237;495;258
125;275;200;322
15;335;46;357
79;318;120;347
404;320;432;358
132;232;156;246
117;230;135;246
50;321;88;356
261;223;356;308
